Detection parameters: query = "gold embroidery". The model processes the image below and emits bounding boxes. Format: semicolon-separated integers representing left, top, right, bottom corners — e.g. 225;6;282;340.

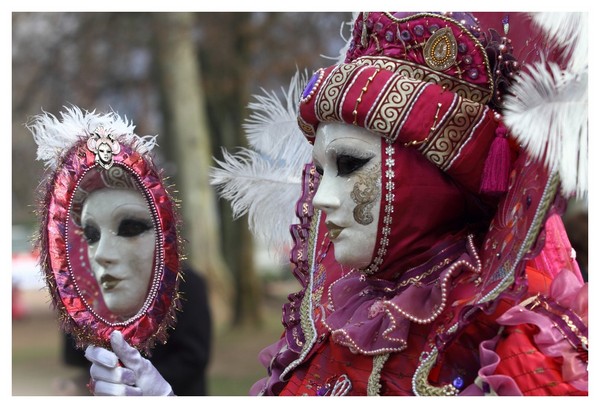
317;64;360;123
281;170;322;379
297;115;316;138
477;173;560;304
367;353;390;396
525;294;589;349
420;96;486;171
404;102;442;147
366;74;426;140
351;162;382;225
382;12;494;100
354;56;492;104
423;27;458;71
299;212;321;352
413;348;459;396
387;257;452;290
353;68;381;125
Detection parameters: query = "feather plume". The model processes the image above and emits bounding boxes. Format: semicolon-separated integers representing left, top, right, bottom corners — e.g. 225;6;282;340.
313;12;357;64
503;12;588;199
27;105;157;170
531;12;587;73
244;70;310;160
210;71;313;257
333;12;359;64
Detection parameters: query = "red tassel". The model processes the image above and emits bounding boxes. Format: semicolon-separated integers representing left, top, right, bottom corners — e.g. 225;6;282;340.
480;125;511;195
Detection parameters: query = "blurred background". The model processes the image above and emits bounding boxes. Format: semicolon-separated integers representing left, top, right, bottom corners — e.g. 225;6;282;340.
11;11;349;396
11;11;589;397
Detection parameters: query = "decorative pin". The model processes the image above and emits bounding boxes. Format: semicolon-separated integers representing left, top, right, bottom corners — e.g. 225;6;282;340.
502;14;510;35
423;27;458;71
301;68;325;104
86;127;121;169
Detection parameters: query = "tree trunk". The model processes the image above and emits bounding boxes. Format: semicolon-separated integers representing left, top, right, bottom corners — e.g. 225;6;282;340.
152;12;233;326
197;12;263;327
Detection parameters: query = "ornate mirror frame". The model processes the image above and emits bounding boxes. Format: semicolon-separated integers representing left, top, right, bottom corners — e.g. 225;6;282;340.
34;112;181;355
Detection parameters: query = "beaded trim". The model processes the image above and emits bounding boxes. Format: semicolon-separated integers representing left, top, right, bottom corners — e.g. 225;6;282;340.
411;172;561;396
423;27;458;71
419;95;487;172
477;172;560;304
367;353;390;396
385;235;481;325
301;68;325;104
353;68;381;125
280;210;322;381
40;139;181;354
381;12;494;102
363;140;395;275
325;236;479;356
65;162;163;327
353;56;491;104
412;348;459;396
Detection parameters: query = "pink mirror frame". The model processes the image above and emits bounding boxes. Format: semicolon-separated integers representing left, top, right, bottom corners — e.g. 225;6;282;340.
37;138;181;355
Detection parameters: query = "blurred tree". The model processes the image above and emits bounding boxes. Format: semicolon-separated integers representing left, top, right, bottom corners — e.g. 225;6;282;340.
152;12;234;324
12;11;349;328
195;13;262;327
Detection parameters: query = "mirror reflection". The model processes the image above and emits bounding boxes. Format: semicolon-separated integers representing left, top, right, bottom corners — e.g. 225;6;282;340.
68;166;156;323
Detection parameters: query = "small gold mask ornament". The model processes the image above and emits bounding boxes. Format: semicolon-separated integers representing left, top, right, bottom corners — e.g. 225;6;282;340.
86;127;121;169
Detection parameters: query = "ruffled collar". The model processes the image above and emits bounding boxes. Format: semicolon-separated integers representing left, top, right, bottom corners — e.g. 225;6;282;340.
323;235;482;355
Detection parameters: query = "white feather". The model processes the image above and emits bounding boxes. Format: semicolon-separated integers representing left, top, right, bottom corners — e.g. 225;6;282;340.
334;12;359;64
504;61;587;199
316;12;358;63
211;147;305;257
531;12;588;73
503;12;588;199
244;70;311;160
211;71;313;257
27;105;157;170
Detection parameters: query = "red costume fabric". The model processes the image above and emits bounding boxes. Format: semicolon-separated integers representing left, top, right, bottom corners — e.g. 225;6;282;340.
250;12;587;396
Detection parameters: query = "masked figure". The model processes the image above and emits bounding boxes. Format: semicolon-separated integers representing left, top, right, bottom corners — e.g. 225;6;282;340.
83;11;587;396
247;11;587;396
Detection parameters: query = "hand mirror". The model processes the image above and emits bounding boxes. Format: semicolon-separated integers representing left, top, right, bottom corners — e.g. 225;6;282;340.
31;107;181;354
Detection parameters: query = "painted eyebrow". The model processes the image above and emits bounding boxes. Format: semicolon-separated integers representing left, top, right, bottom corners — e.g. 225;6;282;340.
325;144;376;160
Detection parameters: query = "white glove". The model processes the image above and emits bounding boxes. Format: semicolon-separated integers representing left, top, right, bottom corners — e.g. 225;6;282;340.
84;330;174;396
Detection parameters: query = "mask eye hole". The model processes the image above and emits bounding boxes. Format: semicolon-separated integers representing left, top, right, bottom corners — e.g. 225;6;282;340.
83;224;100;244
336;155;371;176
117;218;152;238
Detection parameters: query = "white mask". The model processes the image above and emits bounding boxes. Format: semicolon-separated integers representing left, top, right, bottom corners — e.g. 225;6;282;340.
312;122;382;269
81;188;155;320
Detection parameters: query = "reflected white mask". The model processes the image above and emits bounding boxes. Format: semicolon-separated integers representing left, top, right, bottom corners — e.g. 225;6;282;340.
312;123;382;269
81;188;155;319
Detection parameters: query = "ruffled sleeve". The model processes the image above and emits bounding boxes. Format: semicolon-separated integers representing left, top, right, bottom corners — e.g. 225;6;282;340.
463;267;588;396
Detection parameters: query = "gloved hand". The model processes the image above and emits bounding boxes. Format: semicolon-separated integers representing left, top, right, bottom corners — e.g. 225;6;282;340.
84;330;174;396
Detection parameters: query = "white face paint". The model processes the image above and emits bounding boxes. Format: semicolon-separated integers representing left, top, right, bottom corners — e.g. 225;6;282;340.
312;122;382;269
97;143;112;164
81;188;155;320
